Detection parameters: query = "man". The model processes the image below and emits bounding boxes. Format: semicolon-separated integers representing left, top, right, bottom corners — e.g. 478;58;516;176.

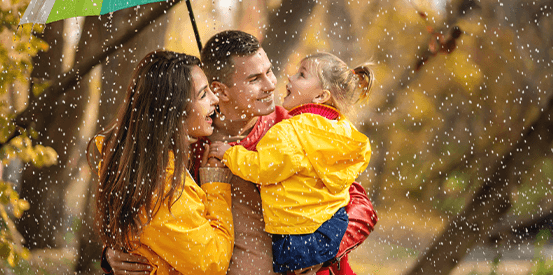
198;30;282;275
104;30;374;275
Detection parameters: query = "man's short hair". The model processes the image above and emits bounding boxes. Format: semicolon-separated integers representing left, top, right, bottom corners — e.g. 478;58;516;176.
200;30;260;85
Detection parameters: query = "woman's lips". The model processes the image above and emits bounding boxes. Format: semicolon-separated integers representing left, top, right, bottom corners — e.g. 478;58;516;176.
206;109;215;124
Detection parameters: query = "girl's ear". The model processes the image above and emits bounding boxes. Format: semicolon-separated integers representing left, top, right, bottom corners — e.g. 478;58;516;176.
211;81;230;102
312;89;332;104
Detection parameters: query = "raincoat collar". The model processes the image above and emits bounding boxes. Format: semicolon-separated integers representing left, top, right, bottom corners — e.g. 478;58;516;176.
288;103;340;120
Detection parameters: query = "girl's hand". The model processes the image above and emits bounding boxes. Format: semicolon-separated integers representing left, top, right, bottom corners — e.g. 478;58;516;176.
200;143;225;167
208;141;231;160
106;247;153;275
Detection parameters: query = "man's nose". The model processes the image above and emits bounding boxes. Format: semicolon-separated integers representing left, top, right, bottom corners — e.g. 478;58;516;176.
263;75;276;91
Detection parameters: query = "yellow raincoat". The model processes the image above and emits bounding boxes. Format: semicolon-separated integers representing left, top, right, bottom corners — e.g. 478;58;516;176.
223;111;371;235
95;137;234;275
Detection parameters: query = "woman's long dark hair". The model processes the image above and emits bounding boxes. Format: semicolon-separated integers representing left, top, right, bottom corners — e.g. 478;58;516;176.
88;50;201;250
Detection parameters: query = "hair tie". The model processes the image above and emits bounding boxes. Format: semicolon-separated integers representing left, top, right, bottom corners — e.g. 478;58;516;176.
351;69;356;75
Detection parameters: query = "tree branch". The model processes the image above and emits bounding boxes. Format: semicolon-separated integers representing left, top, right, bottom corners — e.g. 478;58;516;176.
15;0;181;129
262;0;317;78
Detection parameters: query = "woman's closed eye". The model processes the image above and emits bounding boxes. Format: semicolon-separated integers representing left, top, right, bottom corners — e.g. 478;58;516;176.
200;89;208;99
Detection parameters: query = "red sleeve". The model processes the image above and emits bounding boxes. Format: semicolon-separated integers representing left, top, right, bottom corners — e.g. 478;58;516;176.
330;254;356;275
315;254;356;275
230;106;291;151
337;182;378;257
316;183;377;275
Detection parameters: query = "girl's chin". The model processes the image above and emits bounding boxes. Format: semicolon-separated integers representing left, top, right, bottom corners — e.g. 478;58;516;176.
282;102;294;111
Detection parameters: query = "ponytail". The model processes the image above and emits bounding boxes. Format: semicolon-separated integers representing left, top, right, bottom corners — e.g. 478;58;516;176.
352;65;374;104
303;52;375;117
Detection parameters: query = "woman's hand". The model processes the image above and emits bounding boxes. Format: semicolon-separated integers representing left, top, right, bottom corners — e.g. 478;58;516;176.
200;143;225;167
106;247;153;275
208;141;231;160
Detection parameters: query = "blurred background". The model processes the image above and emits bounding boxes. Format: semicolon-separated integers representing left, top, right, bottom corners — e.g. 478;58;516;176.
1;0;552;274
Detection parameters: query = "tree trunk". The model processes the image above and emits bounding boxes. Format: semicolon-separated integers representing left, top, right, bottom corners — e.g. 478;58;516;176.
262;0;317;77
70;16;106;274
326;0;354;63
405;89;553;275
16;20;66;249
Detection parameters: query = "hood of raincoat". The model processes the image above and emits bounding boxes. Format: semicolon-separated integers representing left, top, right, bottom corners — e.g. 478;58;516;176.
288;113;371;194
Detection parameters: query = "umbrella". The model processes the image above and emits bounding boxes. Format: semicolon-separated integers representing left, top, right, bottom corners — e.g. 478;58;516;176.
19;0;202;51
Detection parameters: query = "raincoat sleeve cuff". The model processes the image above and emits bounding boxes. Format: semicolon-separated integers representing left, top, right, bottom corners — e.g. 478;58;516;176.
199;167;234;185
100;246;113;274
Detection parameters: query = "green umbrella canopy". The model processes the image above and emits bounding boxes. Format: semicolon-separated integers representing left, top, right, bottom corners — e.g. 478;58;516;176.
20;0;165;24
19;0;202;51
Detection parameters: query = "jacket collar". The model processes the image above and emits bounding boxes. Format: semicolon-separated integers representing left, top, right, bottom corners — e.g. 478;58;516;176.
288;103;340;120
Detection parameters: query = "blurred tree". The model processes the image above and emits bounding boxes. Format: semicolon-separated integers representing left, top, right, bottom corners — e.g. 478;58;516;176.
3;0;552;273
0;0;55;270
342;0;553;273
326;0;354;63
262;0;317;77
15;20;73;249
8;1;177;273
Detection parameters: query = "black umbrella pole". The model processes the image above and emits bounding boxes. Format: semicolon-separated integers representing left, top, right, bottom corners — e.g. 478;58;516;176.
185;0;202;52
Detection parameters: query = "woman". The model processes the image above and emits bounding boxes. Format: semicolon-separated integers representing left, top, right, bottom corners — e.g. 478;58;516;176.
89;50;233;275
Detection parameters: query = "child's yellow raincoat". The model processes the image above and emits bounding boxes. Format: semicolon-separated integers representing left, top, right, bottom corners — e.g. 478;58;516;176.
223;109;371;235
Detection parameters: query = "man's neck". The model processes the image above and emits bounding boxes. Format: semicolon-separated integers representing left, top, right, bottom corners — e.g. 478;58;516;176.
210;115;259;143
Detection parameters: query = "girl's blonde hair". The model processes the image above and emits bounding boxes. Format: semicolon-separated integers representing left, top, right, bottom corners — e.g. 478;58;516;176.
303;52;374;115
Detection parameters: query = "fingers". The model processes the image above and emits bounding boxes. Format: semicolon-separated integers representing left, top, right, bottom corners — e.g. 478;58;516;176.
107;248;153;274
207;142;226;160
206;157;225;167
113;269;151;275
207;150;222;160
200;144;210;167
108;249;149;264
294;263;323;275
112;261;153;275
210;141;226;147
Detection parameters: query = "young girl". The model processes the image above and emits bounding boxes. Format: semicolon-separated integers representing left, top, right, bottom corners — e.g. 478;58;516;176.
209;52;374;274
89;50;235;275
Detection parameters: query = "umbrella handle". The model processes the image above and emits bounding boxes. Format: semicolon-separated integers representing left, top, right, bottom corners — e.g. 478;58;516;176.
185;0;202;53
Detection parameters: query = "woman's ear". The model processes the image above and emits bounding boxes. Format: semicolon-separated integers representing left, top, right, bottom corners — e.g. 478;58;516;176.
211;81;230;102
312;89;332;104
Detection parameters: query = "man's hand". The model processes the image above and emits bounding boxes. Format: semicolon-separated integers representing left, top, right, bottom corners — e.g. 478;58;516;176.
295;263;322;275
106;247;153;275
208;141;232;161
